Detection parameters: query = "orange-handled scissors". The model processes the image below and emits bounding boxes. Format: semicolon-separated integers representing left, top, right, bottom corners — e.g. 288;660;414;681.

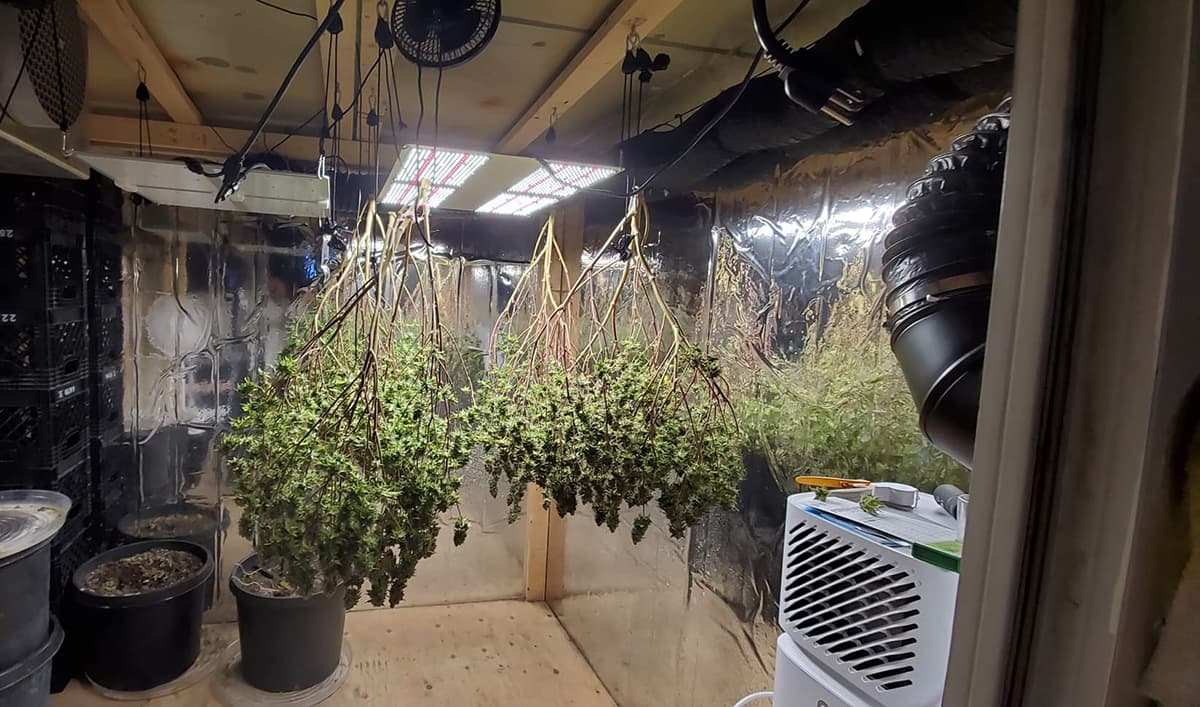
794;475;872;489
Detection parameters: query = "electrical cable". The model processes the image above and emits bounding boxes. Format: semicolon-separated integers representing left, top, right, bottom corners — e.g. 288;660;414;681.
543;0;812;199
433;65;443;151
0;4;47;125
217;0;346;202
254;0;318;21
732;691;774;707
209;125;235;152
414;63;425;147
265;106;323;152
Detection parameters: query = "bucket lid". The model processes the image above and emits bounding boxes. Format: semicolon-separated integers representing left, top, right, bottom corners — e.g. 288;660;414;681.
0;490;71;562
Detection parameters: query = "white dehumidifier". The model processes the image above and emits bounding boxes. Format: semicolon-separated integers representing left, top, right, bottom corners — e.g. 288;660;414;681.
769;491;960;707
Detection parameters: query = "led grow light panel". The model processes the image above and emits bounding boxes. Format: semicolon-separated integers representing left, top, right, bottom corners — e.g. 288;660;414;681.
379;146;620;216
476;162;621;217
380;146;489;208
77;152;330;218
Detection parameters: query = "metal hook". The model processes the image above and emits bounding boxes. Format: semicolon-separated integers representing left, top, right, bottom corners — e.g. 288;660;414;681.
625;24;642;52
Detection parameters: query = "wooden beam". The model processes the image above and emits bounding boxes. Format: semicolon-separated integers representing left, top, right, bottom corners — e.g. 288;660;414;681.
83;114;371;168
77;0;203;125
496;0;684;154
522;203;583;602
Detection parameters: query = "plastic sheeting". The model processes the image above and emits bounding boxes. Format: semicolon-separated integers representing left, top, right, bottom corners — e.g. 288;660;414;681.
550;108;995;707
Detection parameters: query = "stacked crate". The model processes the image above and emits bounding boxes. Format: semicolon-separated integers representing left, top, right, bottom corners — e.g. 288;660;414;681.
0;178;97;608
85;176;129;548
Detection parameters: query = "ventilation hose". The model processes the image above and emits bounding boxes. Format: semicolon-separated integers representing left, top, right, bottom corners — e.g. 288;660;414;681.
882;99;1011;469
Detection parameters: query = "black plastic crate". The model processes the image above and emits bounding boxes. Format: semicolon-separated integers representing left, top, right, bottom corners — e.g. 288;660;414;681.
0;379;89;475
86;232;123;307
0;228;86;322
90;306;123;369
0;318;89;389
90;364;123;441
49;525;99;610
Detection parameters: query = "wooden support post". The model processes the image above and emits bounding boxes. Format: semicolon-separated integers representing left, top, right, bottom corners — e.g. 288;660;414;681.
524;200;585;602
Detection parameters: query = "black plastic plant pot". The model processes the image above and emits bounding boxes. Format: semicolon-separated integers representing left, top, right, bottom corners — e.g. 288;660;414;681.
230;554;346;693
118;503;220;608
0;616;63;707
0;490;70;672
71;540;213;692
889;289;990;469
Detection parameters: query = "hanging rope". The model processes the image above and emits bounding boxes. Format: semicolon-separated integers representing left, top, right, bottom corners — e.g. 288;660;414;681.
135;64;152;157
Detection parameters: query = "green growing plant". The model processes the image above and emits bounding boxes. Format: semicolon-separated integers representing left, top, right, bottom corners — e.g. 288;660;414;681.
226;202;474;608
728;251;967;494
467;196;743;542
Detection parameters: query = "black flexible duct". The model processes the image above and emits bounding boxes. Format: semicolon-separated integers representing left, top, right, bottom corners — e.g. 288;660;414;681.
619;0;1017;191
882;100;1010;469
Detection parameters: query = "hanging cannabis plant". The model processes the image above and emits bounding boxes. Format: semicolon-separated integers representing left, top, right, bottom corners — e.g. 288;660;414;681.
467;195;742;543
226;200;475;608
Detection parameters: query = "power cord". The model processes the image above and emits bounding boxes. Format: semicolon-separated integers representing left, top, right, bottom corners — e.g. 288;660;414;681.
545;0;813;200
216;0;346;203
254;0;317;21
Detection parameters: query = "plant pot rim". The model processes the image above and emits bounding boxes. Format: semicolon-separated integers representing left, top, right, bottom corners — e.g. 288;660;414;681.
117;502;220;539
0;615;62;692
72;539;213;608
0;490;71;565
230;553;346;605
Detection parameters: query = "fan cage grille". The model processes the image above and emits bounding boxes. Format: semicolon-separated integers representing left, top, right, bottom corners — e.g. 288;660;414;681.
391;0;502;68
18;0;86;129
780;519;922;694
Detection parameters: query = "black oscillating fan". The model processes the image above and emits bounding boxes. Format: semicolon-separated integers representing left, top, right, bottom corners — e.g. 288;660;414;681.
391;0;500;68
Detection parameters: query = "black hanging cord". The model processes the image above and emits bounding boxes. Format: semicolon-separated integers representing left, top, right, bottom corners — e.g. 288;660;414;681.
254;0;318;21
415;64;425;147
545;0;811;199
216;0;346;203
0;4;47;125
136;67;153;156
433;65;443;152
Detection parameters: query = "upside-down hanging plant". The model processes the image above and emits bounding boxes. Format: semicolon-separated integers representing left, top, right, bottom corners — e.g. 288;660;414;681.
225;199;475;608
467;195;743;542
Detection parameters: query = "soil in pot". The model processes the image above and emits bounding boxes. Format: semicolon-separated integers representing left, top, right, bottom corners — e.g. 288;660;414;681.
72;540;213;692
230;555;346;693
81;548;203;597
118;504;220;608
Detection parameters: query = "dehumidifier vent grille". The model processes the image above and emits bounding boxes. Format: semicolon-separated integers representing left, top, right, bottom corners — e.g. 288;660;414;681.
780;519;921;693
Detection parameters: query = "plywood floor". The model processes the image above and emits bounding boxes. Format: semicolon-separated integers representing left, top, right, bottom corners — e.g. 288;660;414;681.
55;600;616;707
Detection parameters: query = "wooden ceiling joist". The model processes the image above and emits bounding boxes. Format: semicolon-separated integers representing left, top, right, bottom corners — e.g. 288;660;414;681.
77;0;203;125
84;114;372;169
495;0;684;154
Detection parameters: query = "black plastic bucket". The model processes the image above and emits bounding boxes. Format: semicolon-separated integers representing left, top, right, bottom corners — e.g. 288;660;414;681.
72;540;213;692
230;554;346;693
0;542;51;672
0;616;63;707
0;491;70;673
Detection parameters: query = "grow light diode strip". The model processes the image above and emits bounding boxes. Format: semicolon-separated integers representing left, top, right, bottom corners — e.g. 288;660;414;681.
477;162;620;216
381;147;489;207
